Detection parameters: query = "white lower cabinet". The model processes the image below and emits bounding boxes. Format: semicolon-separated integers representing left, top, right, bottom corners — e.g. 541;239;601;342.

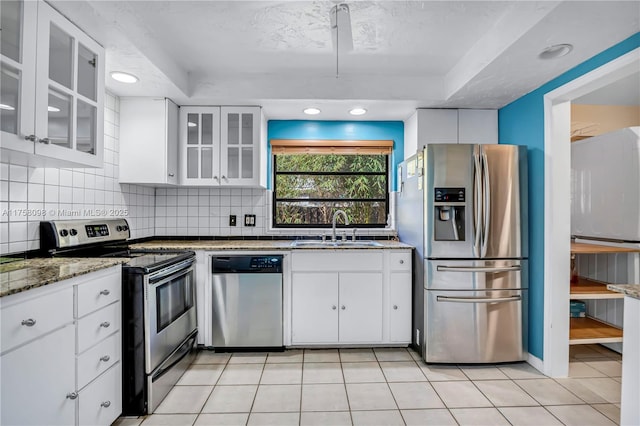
1;324;76;425
290;250;410;345
0;265;122;425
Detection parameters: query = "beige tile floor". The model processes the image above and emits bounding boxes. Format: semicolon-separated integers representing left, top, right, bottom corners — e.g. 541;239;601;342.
114;344;622;426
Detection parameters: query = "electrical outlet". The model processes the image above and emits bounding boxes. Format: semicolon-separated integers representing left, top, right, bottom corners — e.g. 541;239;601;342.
244;214;256;227
229;215;236;226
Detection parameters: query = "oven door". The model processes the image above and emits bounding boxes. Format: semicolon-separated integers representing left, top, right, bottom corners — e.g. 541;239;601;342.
145;258;197;373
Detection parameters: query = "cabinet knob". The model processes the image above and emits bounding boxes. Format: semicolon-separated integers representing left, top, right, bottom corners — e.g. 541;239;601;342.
214;176;219;181
399;260;404;264
25;134;37;142
222;175;227;181
341;305;346;310
38;137;51;144
100;355;111;362
100;401;111;408
21;318;36;327
100;321;111;328
99;289;110;296
66;392;78;400
393;305;398;310
168;173;175;177
332;305;337;310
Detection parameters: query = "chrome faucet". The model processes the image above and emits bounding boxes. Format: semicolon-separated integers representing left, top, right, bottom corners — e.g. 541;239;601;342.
331;210;349;242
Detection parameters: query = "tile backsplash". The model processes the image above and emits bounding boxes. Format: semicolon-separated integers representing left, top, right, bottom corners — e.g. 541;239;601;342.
1;93;396;255
0;93;155;255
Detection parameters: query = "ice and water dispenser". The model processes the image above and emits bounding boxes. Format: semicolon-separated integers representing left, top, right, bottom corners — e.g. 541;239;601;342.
433;188;465;241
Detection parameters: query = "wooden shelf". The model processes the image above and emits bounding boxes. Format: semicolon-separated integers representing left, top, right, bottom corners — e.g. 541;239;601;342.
571;242;640;254
569;317;623;345
570;277;625;300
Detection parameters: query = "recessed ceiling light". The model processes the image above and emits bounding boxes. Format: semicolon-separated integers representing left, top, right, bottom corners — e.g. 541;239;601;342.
303;107;321;115
349;108;367;116
0;103;15;111
110;71;139;84
47;105;60;113
539;44;573;60
187;121;198;127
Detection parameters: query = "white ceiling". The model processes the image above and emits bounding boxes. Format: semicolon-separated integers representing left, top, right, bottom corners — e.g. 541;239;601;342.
49;0;640;120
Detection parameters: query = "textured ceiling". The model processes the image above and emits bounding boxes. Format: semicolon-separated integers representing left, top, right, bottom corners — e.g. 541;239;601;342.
50;0;640;120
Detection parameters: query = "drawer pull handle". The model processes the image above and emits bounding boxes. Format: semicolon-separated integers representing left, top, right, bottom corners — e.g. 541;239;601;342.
100;321;111;328
332;305;337;310
99;289;110;296
341;305;346;310
100;355;111;362
393;305;398;310
399;260;404;264
66;392;78;400
100;401;111;408
21;319;36;327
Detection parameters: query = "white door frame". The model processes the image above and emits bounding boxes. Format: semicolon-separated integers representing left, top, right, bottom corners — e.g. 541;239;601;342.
542;48;639;377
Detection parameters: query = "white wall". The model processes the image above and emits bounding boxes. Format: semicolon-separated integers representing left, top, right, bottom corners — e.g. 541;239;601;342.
0;92;155;255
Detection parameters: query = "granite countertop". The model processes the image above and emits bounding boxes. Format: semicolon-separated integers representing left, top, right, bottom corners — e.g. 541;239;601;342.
0;258;127;298
607;284;640;300
130;239;413;251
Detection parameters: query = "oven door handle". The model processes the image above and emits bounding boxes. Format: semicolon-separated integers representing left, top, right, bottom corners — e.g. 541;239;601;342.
151;332;197;382
148;259;195;284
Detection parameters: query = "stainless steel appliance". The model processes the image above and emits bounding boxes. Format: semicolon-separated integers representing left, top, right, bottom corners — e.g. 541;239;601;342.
397;144;528;363
40;219;197;415
211;255;283;349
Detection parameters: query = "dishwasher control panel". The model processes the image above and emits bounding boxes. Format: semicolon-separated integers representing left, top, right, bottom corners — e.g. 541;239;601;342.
212;255;283;273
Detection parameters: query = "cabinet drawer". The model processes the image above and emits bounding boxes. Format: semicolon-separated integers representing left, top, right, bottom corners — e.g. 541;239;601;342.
76;269;121;318
79;362;122;426
77;302;121;353
292;251;383;272
77;332;121;390
1;287;73;354
389;251;412;271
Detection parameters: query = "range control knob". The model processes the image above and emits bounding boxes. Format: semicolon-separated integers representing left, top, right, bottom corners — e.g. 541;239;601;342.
69;228;78;236
122;225;129;231
59;229;69;237
116;226;123;232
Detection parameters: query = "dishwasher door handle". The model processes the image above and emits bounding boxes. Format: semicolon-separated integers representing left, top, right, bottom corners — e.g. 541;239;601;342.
436;295;521;303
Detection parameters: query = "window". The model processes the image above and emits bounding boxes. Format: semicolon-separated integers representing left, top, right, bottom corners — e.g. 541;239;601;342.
271;140;392;228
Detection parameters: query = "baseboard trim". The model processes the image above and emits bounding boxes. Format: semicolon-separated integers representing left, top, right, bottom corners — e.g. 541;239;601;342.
526;352;545;374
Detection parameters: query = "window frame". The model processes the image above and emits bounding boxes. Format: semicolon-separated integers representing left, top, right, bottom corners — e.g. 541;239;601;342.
271;153;390;229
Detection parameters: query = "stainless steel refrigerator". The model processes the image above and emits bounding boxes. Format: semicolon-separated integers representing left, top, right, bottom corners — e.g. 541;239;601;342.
397;144;528;363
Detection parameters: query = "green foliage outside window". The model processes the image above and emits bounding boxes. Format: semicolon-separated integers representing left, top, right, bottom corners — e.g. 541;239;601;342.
273;154;389;227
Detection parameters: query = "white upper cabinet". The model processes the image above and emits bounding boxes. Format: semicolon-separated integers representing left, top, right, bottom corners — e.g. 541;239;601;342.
404;109;498;157
220;107;262;186
119;98;179;185
180;106;221;185
180;106;265;187
0;0;104;168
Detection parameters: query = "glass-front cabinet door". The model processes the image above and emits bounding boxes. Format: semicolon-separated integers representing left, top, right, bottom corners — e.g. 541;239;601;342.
33;1;104;167
220;107;261;186
0;0;37;155
180;106;221;185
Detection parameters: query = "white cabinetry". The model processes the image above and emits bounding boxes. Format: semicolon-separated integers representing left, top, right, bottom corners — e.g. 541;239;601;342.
180;106;265;187
0;265;122;425
290;249;411;345
0;0;105;168
404;109;497;157
388;251;412;342
119;98;179;185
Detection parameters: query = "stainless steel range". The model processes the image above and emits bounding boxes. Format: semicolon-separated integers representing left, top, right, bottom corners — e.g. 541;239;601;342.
40;219;197;415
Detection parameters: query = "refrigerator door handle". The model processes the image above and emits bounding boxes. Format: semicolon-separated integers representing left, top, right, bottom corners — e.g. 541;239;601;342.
436;265;521;273
436;295;521;303
473;151;482;257
481;151;490;258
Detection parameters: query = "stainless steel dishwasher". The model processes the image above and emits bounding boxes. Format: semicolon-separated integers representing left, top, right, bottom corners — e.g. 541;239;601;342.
210;255;283;349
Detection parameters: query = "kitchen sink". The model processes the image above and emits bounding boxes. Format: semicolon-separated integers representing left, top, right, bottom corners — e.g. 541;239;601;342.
290;240;383;248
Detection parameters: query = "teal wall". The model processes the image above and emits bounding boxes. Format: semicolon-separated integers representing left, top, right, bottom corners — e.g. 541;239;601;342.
499;33;640;359
267;120;404;190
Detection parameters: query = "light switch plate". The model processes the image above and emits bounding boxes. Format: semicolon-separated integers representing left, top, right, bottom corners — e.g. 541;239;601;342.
229;215;236;226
